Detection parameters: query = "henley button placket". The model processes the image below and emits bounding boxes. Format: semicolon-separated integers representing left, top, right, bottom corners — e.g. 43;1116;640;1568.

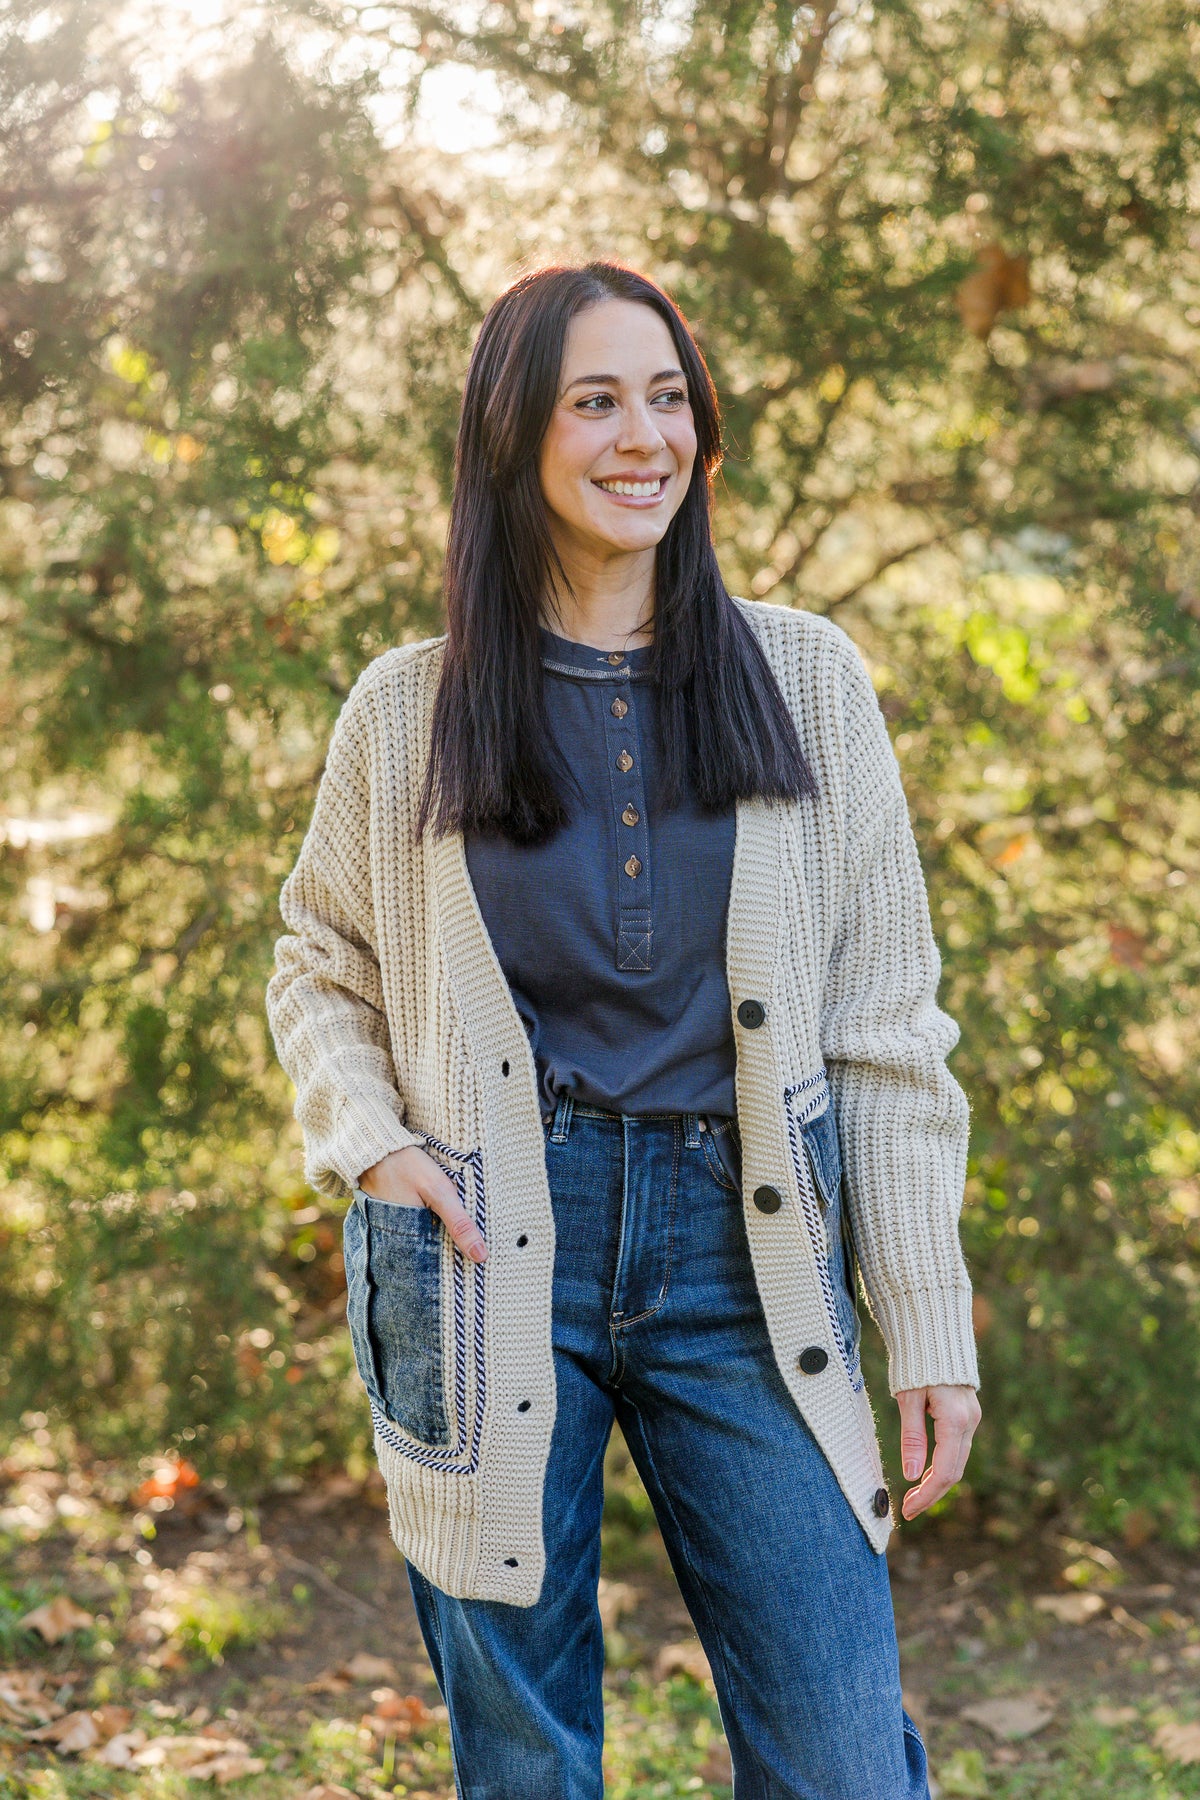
603;669;652;972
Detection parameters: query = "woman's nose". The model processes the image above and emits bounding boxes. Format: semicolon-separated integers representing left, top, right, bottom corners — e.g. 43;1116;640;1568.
615;404;666;454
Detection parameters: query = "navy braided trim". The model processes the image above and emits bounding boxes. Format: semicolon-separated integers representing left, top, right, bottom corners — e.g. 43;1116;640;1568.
783;1070;864;1394
371;1129;487;1474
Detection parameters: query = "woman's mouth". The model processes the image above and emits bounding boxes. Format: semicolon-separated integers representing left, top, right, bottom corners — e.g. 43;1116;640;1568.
592;475;670;501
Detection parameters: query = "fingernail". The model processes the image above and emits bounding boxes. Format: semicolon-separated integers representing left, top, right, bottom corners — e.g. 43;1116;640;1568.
904;1460;919;1479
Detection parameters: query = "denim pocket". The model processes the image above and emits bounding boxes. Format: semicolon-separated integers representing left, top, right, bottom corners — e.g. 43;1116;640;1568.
343;1190;450;1447
784;1069;863;1389
700;1121;741;1194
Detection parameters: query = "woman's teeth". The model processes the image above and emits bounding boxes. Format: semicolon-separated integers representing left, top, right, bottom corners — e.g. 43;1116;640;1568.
596;478;664;497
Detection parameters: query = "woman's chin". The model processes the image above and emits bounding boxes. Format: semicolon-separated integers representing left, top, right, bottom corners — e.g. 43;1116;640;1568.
578;516;675;558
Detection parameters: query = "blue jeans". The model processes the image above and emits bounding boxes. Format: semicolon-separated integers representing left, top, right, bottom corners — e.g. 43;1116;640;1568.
406;1096;929;1800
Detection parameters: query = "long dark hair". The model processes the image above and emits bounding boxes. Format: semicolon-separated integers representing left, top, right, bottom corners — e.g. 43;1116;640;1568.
416;261;818;843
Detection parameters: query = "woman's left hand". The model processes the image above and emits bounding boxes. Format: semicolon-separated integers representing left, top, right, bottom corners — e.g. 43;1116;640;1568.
895;1385;981;1521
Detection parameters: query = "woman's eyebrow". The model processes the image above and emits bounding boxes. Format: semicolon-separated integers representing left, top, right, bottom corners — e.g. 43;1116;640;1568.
563;366;686;389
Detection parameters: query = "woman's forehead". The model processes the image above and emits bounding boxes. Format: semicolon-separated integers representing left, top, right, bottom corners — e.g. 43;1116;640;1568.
560;300;680;382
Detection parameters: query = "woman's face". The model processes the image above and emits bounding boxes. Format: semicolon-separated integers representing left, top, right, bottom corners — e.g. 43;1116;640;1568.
537;298;698;570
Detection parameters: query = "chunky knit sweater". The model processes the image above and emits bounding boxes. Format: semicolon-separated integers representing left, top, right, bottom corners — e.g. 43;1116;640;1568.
266;596;980;1604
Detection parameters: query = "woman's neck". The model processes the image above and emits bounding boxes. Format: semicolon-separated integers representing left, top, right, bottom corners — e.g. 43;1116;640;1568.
539;553;655;652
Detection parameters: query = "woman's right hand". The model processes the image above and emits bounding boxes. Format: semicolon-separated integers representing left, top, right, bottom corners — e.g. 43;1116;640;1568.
357;1147;488;1264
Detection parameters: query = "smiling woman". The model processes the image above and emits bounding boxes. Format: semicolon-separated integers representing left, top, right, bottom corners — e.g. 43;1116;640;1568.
538;303;697;577
267;260;981;1800
421;263;816;844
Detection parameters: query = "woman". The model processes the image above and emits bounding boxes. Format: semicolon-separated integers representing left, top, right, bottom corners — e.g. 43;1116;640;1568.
267;261;981;1799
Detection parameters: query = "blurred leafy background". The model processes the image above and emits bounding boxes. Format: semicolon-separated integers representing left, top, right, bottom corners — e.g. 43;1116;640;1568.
2;0;1199;1559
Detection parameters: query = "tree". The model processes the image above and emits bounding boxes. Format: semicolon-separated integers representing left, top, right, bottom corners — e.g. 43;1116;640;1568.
3;0;1199;1540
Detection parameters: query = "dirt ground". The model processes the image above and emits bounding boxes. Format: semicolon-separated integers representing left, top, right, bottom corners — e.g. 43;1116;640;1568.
4;1443;1200;1798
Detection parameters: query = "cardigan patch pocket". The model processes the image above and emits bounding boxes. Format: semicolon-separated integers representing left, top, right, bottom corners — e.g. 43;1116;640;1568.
344;1191;450;1447
784;1069;863;1390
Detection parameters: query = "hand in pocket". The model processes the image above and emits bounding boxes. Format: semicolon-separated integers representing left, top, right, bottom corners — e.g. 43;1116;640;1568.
358;1145;488;1264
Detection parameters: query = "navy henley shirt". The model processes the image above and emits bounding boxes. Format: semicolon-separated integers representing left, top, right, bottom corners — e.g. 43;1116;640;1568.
463;624;739;1127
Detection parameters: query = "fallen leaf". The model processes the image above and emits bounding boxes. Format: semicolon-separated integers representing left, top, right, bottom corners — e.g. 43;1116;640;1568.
304;1669;351;1694
653;1639;712;1685
0;1668;64;1725
25;1709;101;1753
90;1704;134;1740
1033;1592;1105;1624
338;1650;398;1683
360;1688;433;1739
1155;1721;1200;1766
1109;1604;1153;1640
133;1457;201;1506
960;1696;1053;1741
19;1597;95;1643
299;1786;358;1800
202;1751;267;1784
124;1730;267;1782
132;1731;250;1767
1092;1704;1138;1727
370;1689;432;1725
90;1729;149;1766
1054;1534;1120;1572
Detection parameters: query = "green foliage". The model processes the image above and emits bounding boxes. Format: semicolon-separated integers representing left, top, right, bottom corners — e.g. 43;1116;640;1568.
1;0;1199;1549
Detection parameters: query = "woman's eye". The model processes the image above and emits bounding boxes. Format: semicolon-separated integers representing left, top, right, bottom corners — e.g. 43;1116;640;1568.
574;389;688;413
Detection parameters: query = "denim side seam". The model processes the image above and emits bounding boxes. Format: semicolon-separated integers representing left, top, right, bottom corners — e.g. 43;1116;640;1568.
617;1398;754;1781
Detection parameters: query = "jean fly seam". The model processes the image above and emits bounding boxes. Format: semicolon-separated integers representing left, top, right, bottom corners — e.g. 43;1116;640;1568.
609;1114;681;1331
606;1126;632;1381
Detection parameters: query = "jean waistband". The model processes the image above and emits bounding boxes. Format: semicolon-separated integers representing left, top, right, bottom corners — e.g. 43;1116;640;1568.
542;1090;737;1147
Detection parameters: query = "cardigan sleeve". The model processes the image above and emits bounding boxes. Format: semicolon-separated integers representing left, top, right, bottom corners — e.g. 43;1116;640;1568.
819;637;980;1395
266;694;421;1200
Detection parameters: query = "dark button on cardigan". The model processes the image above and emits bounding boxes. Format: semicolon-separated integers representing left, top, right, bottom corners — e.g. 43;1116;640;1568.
464;626;739;1130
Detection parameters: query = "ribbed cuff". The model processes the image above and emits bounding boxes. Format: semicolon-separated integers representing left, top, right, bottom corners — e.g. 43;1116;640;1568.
327;1090;422;1195
872;1284;981;1394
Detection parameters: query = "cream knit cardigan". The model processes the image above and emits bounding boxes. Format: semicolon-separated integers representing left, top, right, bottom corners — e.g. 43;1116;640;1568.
267;596;980;1604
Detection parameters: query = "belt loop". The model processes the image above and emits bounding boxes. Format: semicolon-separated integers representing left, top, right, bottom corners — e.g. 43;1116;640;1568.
549;1091;574;1143
683;1111;702;1150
